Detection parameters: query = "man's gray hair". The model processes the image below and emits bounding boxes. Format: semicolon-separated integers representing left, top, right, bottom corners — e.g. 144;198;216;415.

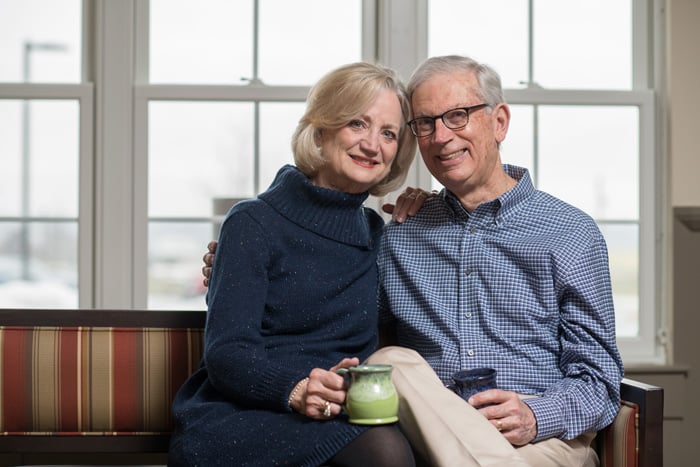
407;55;505;107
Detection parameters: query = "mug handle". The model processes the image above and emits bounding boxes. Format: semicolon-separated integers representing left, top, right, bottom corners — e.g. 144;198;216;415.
333;368;352;413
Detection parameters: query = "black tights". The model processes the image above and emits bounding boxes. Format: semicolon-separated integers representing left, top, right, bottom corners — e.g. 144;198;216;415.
327;425;415;467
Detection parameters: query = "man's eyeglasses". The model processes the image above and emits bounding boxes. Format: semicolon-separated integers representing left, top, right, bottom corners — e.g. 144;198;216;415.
407;103;489;137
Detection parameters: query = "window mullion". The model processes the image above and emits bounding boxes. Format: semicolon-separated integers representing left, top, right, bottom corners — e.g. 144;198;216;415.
527;0;535;85
134;0;149;85
376;0;430;212
134;84;310;101
78;84;95;308
93;0;138;308
632;0;650;89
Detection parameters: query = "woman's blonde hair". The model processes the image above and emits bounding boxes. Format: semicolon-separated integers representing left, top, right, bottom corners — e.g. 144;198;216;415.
292;62;416;197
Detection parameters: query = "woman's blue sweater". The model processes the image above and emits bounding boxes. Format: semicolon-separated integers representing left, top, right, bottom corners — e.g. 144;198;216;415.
169;165;385;466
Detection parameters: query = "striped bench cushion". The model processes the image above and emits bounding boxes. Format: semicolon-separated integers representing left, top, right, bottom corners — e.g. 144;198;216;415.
0;326;203;435
598;400;639;467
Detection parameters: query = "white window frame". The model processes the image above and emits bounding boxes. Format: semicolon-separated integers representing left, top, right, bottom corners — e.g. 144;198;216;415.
81;0;665;363
377;0;665;364
0;0;97;307
0;81;94;306
99;0;377;308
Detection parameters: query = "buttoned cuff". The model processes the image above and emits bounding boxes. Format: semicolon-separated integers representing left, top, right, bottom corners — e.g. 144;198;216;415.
522;396;565;442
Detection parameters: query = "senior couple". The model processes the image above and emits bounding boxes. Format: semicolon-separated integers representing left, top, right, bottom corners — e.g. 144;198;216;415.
168;55;624;467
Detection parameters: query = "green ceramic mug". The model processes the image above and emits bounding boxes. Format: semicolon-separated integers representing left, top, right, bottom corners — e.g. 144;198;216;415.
336;364;399;425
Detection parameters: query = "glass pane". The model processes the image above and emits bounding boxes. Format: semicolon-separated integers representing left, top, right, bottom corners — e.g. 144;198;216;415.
259;102;304;191
0;100;22;216
538;106;639;220
150;0;362;85
0;100;79;217
259;0;362;85
0;221;78;307
533;0;632;89
148;221;209;310
600;223;639;337
0;0;81;83
150;0;254;84
149;101;255;218
31;101;80;216
428;0;529;88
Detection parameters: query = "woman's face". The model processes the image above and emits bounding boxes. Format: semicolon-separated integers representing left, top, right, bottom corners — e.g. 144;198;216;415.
312;88;403;194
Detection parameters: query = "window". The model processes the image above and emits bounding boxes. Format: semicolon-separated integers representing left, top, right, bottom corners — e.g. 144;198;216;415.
0;0;663;364
425;0;659;363
141;0;364;309
0;0;89;308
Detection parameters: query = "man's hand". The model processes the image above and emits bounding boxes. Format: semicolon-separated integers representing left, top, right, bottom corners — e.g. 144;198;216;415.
382;187;435;223
201;240;217;287
468;389;538;446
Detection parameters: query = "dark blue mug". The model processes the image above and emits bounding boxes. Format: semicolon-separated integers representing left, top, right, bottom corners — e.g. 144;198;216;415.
447;367;497;402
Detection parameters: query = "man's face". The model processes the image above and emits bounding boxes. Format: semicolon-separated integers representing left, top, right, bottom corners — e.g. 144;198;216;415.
410;70;509;196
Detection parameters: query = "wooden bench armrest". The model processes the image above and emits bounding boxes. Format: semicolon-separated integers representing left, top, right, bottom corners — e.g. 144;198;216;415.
619;377;664;467
599;377;664;467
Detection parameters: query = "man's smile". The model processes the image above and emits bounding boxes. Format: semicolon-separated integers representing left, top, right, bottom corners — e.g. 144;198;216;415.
437;148;467;161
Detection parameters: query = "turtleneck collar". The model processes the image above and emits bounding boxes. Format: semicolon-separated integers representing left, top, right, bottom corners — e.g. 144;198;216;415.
258;165;373;247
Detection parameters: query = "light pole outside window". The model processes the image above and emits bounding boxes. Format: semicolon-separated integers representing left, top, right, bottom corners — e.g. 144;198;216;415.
20;41;68;280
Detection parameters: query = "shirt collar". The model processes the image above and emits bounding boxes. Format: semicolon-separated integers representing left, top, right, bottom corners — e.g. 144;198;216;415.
442;164;535;224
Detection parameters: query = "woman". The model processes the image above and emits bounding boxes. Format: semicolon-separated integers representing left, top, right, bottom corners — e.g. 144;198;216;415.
168;62;417;467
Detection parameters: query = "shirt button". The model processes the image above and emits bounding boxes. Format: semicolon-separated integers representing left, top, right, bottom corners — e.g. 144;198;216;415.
467;350;475;357
465;268;472;276
469;226;476;234
464;312;472;319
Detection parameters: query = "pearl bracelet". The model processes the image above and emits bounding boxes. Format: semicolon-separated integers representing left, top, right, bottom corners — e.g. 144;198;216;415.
288;377;310;408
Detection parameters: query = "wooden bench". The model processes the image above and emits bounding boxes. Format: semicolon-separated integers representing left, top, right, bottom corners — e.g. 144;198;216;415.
0;309;663;466
0;309;205;465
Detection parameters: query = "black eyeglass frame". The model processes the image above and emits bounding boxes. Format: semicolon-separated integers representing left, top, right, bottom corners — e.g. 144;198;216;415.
407;103;490;137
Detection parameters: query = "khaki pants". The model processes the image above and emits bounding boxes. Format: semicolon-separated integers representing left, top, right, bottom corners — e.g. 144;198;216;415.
366;346;599;467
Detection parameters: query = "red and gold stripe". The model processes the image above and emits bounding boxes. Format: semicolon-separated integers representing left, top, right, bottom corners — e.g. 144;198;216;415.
0;326;203;435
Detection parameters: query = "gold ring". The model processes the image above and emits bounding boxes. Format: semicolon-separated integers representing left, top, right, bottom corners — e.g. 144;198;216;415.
496;420;503;432
323;400;332;417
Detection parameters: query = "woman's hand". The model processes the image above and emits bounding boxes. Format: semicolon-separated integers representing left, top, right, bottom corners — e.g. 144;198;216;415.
289;357;359;420
201;240;217;287
382;187;435;223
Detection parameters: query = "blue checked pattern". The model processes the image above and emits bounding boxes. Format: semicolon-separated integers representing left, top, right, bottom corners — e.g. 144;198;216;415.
378;165;624;441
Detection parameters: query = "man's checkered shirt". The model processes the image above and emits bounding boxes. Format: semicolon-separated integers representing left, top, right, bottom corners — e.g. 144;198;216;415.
378;165;624;442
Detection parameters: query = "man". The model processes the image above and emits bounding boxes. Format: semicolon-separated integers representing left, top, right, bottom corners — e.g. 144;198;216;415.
367;55;623;466
202;55;623;466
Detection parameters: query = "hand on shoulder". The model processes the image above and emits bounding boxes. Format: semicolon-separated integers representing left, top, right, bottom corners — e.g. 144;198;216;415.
382;187;436;223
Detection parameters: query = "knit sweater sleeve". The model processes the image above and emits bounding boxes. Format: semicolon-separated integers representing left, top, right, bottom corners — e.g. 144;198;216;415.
204;208;305;412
